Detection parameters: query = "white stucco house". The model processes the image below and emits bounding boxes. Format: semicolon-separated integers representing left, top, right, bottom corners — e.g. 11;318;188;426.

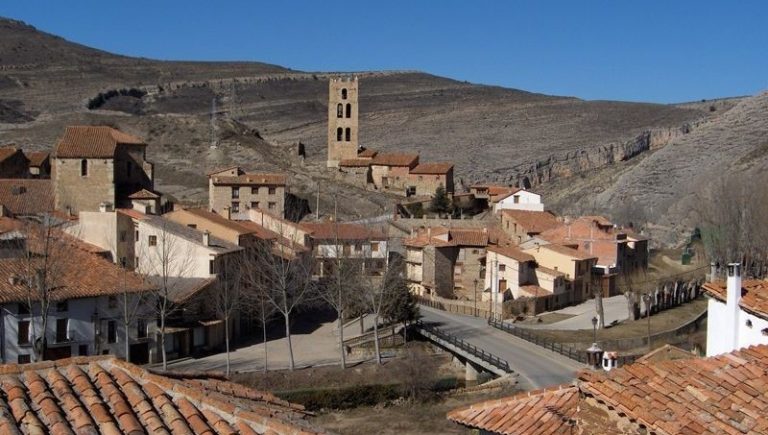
493;188;544;213
704;263;768;357
302;222;389;277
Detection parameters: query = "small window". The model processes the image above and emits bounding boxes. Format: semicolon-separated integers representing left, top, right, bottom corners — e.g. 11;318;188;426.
513;195;520;204
345;103;351;118
17;320;30;345
148;235;157;246
134;256;139;266
268;187;276;195
337;103;343;118
187;224;197;229
371;242;379;252
251;186;259;194
56;301;68;312
17;303;29;315
107;320;117;344
209;260;216;275
337;127;343;141
341;88;347;99
268;202;276;210
108;296;117;309
80;159;88;177
56;318;69;343
345;128;351;142
251;201;259;209
135;230;139;241
232;187;240;199
231;202;240;213
119;231;127;242
499;264;506;272
137;318;147;339
17;355;30;364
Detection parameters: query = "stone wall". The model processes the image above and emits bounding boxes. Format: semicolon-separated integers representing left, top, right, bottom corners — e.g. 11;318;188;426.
53;158;114;213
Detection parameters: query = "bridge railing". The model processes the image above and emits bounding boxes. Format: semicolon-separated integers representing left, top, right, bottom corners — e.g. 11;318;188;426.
488;317;639;366
414;320;512;373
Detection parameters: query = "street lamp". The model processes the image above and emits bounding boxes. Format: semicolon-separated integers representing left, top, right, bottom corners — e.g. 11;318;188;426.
473;279;479;317
591;316;598;344
643;293;652;352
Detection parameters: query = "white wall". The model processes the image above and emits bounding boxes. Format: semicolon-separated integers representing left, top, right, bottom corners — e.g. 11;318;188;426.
706;298;768;357
494;190;544;212
136;220;220;279
315;240;388;259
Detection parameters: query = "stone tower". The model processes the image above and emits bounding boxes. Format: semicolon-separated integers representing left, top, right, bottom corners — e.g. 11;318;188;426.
327;77;359;168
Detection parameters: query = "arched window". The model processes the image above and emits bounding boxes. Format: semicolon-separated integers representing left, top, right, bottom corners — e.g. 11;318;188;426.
337;103;343;118
337;127;343;141
345;128;351;141
80;159;88;177
346;103;351;118
341;88;347;100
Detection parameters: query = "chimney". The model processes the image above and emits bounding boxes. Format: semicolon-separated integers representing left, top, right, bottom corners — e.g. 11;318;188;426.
726;263;742;351
203;230;211;246
99;202;113;213
709;262;718;281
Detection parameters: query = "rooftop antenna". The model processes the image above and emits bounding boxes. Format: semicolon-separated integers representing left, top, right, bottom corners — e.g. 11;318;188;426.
210;97;218;149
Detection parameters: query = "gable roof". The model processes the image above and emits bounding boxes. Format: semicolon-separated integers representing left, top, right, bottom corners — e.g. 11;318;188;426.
534;243;597;261
500;209;559;234
140;215;242;254
303;222;387;241
409;162;454;174
370;153;419;167
54;126;145;159
450;344;768;435
703;279;768;320
0;179;53;216
357;148;377;158
339;158;372;168
487;244;535;263
0;146;23;163
24;151;50;167
127;188;160;200
0;356;323;434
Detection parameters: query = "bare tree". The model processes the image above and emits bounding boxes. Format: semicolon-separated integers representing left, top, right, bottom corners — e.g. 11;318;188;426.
240;246;276;372
591;274;606;329
359;256;407;364
213;253;243;376
117;259;149;363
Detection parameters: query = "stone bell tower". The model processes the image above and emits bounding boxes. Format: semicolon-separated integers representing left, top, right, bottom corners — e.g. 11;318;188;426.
327;77;359;168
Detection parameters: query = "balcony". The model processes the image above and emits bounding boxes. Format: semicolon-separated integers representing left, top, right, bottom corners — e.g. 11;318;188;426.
52;330;79;345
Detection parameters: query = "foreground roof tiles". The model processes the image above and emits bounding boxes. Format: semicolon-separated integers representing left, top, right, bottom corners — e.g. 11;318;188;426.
449;344;768;435
703;279;768;320
55;126;145;159
0;356;322;434
500;209;560;234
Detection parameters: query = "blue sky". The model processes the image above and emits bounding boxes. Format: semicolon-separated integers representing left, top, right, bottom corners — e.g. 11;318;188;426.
2;1;766;103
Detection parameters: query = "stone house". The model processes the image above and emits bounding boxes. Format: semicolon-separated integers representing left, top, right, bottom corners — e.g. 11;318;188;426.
703;264;768;356
164;207;266;247
24;151;50;178
484;244;569;307
302;222;388;277
500;209;560;245
0;146;30;178
52;126;155;214
208;166;287;220
0;225;156;364
406;162;454;196
369;153;419;193
522;242;598;303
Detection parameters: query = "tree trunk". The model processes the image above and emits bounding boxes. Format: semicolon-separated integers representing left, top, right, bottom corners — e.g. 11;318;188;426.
338;312;346;369
594;290;605;329
224;314;231;377
360;314;365;335
284;312;295;371
160;313;167;371
402;321;408;343
372;314;382;365
262;318;268;373
124;324;130;363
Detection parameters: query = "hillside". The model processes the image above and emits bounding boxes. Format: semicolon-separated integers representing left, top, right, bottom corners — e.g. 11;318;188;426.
2;16;762;241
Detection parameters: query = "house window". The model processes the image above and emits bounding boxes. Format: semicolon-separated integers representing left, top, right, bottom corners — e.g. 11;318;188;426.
148;235;157;246
119;231;127;242
231;202;240;213
268;187;276;195
337;103;343;118
355;243;362;252
108;296;117;309
18;355;31;364
513;195;520;204
135;230;139;241
232;187;239;199
341;88;347;99
209;260;216;274
499;264;506;272
56;318;69;343
17;320;30;345
107;320;117;344
251;186;259;194
251;201;259;209
17;303;29;315
337;127;343;141
56;301;68;312
80;159;88;176
187;224;197;229
345;128;351;141
371;242;380;252
346;103;351;118
268;202;276;210
137;318;147;339
343;245;351;256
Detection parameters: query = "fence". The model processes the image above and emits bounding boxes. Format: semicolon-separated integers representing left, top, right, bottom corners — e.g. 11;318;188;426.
415;294;500;319
414;320;512;373
343;324;401;349
415;293;566;319
488;317;639;367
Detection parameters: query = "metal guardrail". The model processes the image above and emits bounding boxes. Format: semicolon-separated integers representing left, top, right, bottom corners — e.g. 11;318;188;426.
414;320;512;373
488;317;639;366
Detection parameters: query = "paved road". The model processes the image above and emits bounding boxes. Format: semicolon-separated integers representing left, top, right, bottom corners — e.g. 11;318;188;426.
419;306;584;390
521;295;631;330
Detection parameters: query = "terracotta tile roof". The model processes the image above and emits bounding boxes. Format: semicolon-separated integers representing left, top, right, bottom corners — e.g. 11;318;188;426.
535;265;566;277
0;179;53;216
447;386;581;434
445;228;489;247
24;151;49;167
168;208;253;235
450;345;768;435
339;158;371;167
370;153;419;167
518;284;551;297
127;188;160;200
147;276;217;303
403;227;490;248
470;184;523;202
487;244;535;263
703;279;768;319
409;162;453;174
500;209;560;234
303;222;387;241
0;146;22;163
54;126;145;159
210;173;287;186
536;243;597;261
0;357;323;434
357;148;377;158
116;207;147;220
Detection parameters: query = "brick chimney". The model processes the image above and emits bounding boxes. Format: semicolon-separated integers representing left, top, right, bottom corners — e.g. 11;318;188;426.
726;263;742;351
